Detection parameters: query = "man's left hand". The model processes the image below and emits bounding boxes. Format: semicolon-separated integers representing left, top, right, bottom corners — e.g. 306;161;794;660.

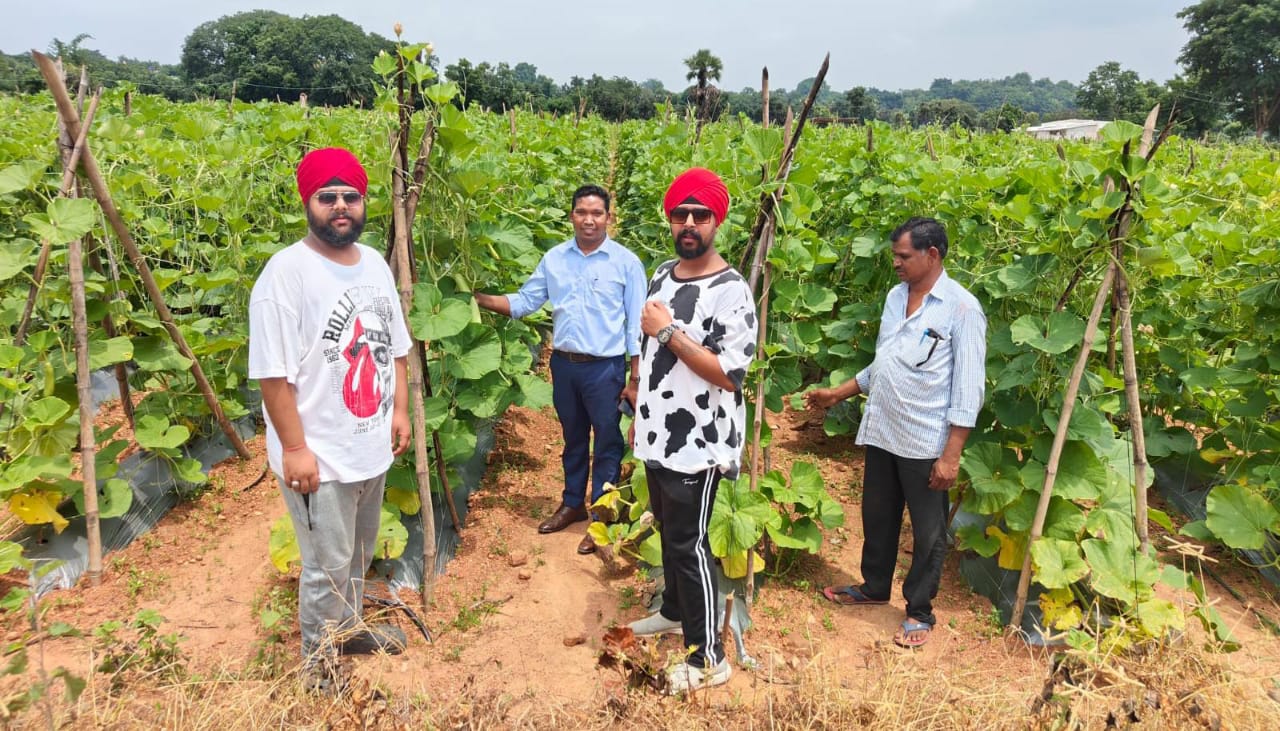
641;300;673;337
621;381;639;408
392;409;412;456
929;453;961;491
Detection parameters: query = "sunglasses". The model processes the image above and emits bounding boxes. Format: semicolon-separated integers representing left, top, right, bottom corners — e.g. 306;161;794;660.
314;191;364;206
668;207;715;225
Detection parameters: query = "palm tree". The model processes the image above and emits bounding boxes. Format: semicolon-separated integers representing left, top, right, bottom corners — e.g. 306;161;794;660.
683;49;723;124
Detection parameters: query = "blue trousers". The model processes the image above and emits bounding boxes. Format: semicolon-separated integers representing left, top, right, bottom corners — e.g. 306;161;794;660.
549;353;625;511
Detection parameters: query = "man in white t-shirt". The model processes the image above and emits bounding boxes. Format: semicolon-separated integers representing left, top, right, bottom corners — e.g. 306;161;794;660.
248;147;413;694
626;167;757;694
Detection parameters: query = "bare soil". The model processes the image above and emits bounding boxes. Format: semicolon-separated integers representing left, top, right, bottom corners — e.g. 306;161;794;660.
4;396;1280;728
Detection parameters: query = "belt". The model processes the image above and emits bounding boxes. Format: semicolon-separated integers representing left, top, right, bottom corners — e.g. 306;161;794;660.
553;349;615;363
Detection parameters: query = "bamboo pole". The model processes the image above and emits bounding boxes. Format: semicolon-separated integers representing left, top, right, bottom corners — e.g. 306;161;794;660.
745;260;773;605
739;55;829;278
67;93;105;586
761;67;769;128
1115;267;1150;553
390;140;439;603
1009;262;1117;628
866;123;874;153
31;51;252;461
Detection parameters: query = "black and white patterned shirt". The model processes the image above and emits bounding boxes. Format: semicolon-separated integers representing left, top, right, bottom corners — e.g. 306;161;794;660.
634;261;758;478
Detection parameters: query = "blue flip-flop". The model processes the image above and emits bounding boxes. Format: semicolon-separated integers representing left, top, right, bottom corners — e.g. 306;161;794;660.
894;619;932;648
821;585;889;606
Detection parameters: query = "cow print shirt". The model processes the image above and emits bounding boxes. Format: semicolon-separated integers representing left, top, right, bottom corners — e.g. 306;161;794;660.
633;260;758;478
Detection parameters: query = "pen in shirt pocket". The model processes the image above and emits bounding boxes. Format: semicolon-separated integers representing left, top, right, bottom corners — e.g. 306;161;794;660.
916;328;945;367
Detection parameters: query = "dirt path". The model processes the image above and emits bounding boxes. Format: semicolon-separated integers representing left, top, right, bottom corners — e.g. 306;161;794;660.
7;400;1280;727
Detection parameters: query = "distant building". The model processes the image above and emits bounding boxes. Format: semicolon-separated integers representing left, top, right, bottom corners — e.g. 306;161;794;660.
1025;119;1110;140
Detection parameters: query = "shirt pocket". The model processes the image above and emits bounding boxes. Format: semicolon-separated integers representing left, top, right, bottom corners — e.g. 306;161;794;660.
591;272;626;302
897;323;952;369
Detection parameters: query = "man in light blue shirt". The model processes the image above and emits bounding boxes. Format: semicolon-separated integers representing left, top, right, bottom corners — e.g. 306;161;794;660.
806;216;986;649
475;185;647;554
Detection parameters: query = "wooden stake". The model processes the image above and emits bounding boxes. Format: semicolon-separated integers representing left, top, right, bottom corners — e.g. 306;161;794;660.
509;108;518;152
761;67;770;128
739;55;829;279
31;51;251;460
68;93;105;586
1115;267;1150;552
926;133;938;161
390;140;439;603
1010;262;1116;628
866;123;874;153
745;260;773;605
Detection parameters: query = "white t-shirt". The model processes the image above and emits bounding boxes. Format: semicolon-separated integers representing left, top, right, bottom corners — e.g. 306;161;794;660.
248;241;412;483
633;261;757;478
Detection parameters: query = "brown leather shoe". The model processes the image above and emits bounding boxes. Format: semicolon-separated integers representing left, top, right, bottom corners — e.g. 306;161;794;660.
577;533;597;555
538;504;588;534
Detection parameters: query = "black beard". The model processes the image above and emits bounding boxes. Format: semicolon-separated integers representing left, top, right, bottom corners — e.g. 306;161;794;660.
674;229;709;260
308;208;365;248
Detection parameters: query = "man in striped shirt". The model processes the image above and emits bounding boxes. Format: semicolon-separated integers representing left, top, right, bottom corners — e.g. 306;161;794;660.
806;217;986;648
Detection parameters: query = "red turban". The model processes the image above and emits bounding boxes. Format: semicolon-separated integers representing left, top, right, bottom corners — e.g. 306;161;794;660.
663;167;729;225
296;147;368;203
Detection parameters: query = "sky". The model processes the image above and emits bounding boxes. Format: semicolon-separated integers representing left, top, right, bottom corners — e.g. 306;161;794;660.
6;1;1192;92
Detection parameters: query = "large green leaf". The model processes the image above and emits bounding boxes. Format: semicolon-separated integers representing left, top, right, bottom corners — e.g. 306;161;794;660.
1081;538;1159;602
0;160;46;196
88;336;134;370
1205;483;1280;550
409;283;473;341
23;197;98;245
1030;537;1090;589
72;478;133;520
133;415;190;451
1009;311;1085;355
375;505;409;559
440;323;501;380
960;443;1024;514
0;238;38;281
23;397;71;428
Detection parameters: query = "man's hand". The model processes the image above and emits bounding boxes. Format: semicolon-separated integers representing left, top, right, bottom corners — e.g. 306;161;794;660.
391;408;412;456
641;300;673;338
283;446;320;494
627;421;636;449
804;387;842;410
621;381;639;408
928;453;961;491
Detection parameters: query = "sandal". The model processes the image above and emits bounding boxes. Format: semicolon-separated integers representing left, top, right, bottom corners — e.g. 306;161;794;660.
894;619;931;648
821;585;888;606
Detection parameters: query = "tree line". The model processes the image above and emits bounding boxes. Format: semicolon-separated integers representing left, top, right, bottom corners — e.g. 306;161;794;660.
2;1;1277;138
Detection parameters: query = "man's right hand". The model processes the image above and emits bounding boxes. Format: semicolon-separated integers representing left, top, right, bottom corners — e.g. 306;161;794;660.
804;387;842;410
627;421;636;449
283;446;320;494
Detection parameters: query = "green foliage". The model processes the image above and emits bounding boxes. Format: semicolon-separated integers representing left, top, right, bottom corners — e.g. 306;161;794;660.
1178;0;1280;138
1076;62;1165;123
180;11;398;105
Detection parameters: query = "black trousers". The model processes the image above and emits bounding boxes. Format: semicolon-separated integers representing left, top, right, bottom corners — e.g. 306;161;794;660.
646;464;724;668
858;445;949;626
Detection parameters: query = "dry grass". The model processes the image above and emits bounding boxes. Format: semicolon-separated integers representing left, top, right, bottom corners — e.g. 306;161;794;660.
16;625;1270;730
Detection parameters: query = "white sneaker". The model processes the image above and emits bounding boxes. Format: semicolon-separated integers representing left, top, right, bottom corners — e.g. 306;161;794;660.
666;658;732;694
627;611;682;637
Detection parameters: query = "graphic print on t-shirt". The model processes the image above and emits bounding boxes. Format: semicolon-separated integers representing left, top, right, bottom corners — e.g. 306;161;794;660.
342;317;383;418
320;285;397;430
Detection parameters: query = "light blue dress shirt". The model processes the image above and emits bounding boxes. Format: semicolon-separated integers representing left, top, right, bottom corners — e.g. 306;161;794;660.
506;237;647;358
855;270;987;459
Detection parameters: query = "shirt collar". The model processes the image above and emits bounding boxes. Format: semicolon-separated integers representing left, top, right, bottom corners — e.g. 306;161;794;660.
571;236;613;257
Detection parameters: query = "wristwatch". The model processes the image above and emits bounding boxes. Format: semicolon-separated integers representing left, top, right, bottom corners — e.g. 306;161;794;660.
656;324;678;345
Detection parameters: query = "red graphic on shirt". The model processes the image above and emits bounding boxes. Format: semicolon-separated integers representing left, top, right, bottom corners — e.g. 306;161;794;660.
342;318;382;418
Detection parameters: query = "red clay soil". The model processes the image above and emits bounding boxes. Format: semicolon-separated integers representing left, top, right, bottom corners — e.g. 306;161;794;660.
4;396;1280;723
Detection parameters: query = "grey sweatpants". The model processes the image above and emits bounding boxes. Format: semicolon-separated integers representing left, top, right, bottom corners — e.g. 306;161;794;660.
278;474;385;659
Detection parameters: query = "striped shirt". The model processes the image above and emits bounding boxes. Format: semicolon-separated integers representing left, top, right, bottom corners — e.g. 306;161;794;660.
855;270;987;459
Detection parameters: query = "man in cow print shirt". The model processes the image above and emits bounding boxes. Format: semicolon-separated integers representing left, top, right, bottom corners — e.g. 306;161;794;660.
626;167;757;694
